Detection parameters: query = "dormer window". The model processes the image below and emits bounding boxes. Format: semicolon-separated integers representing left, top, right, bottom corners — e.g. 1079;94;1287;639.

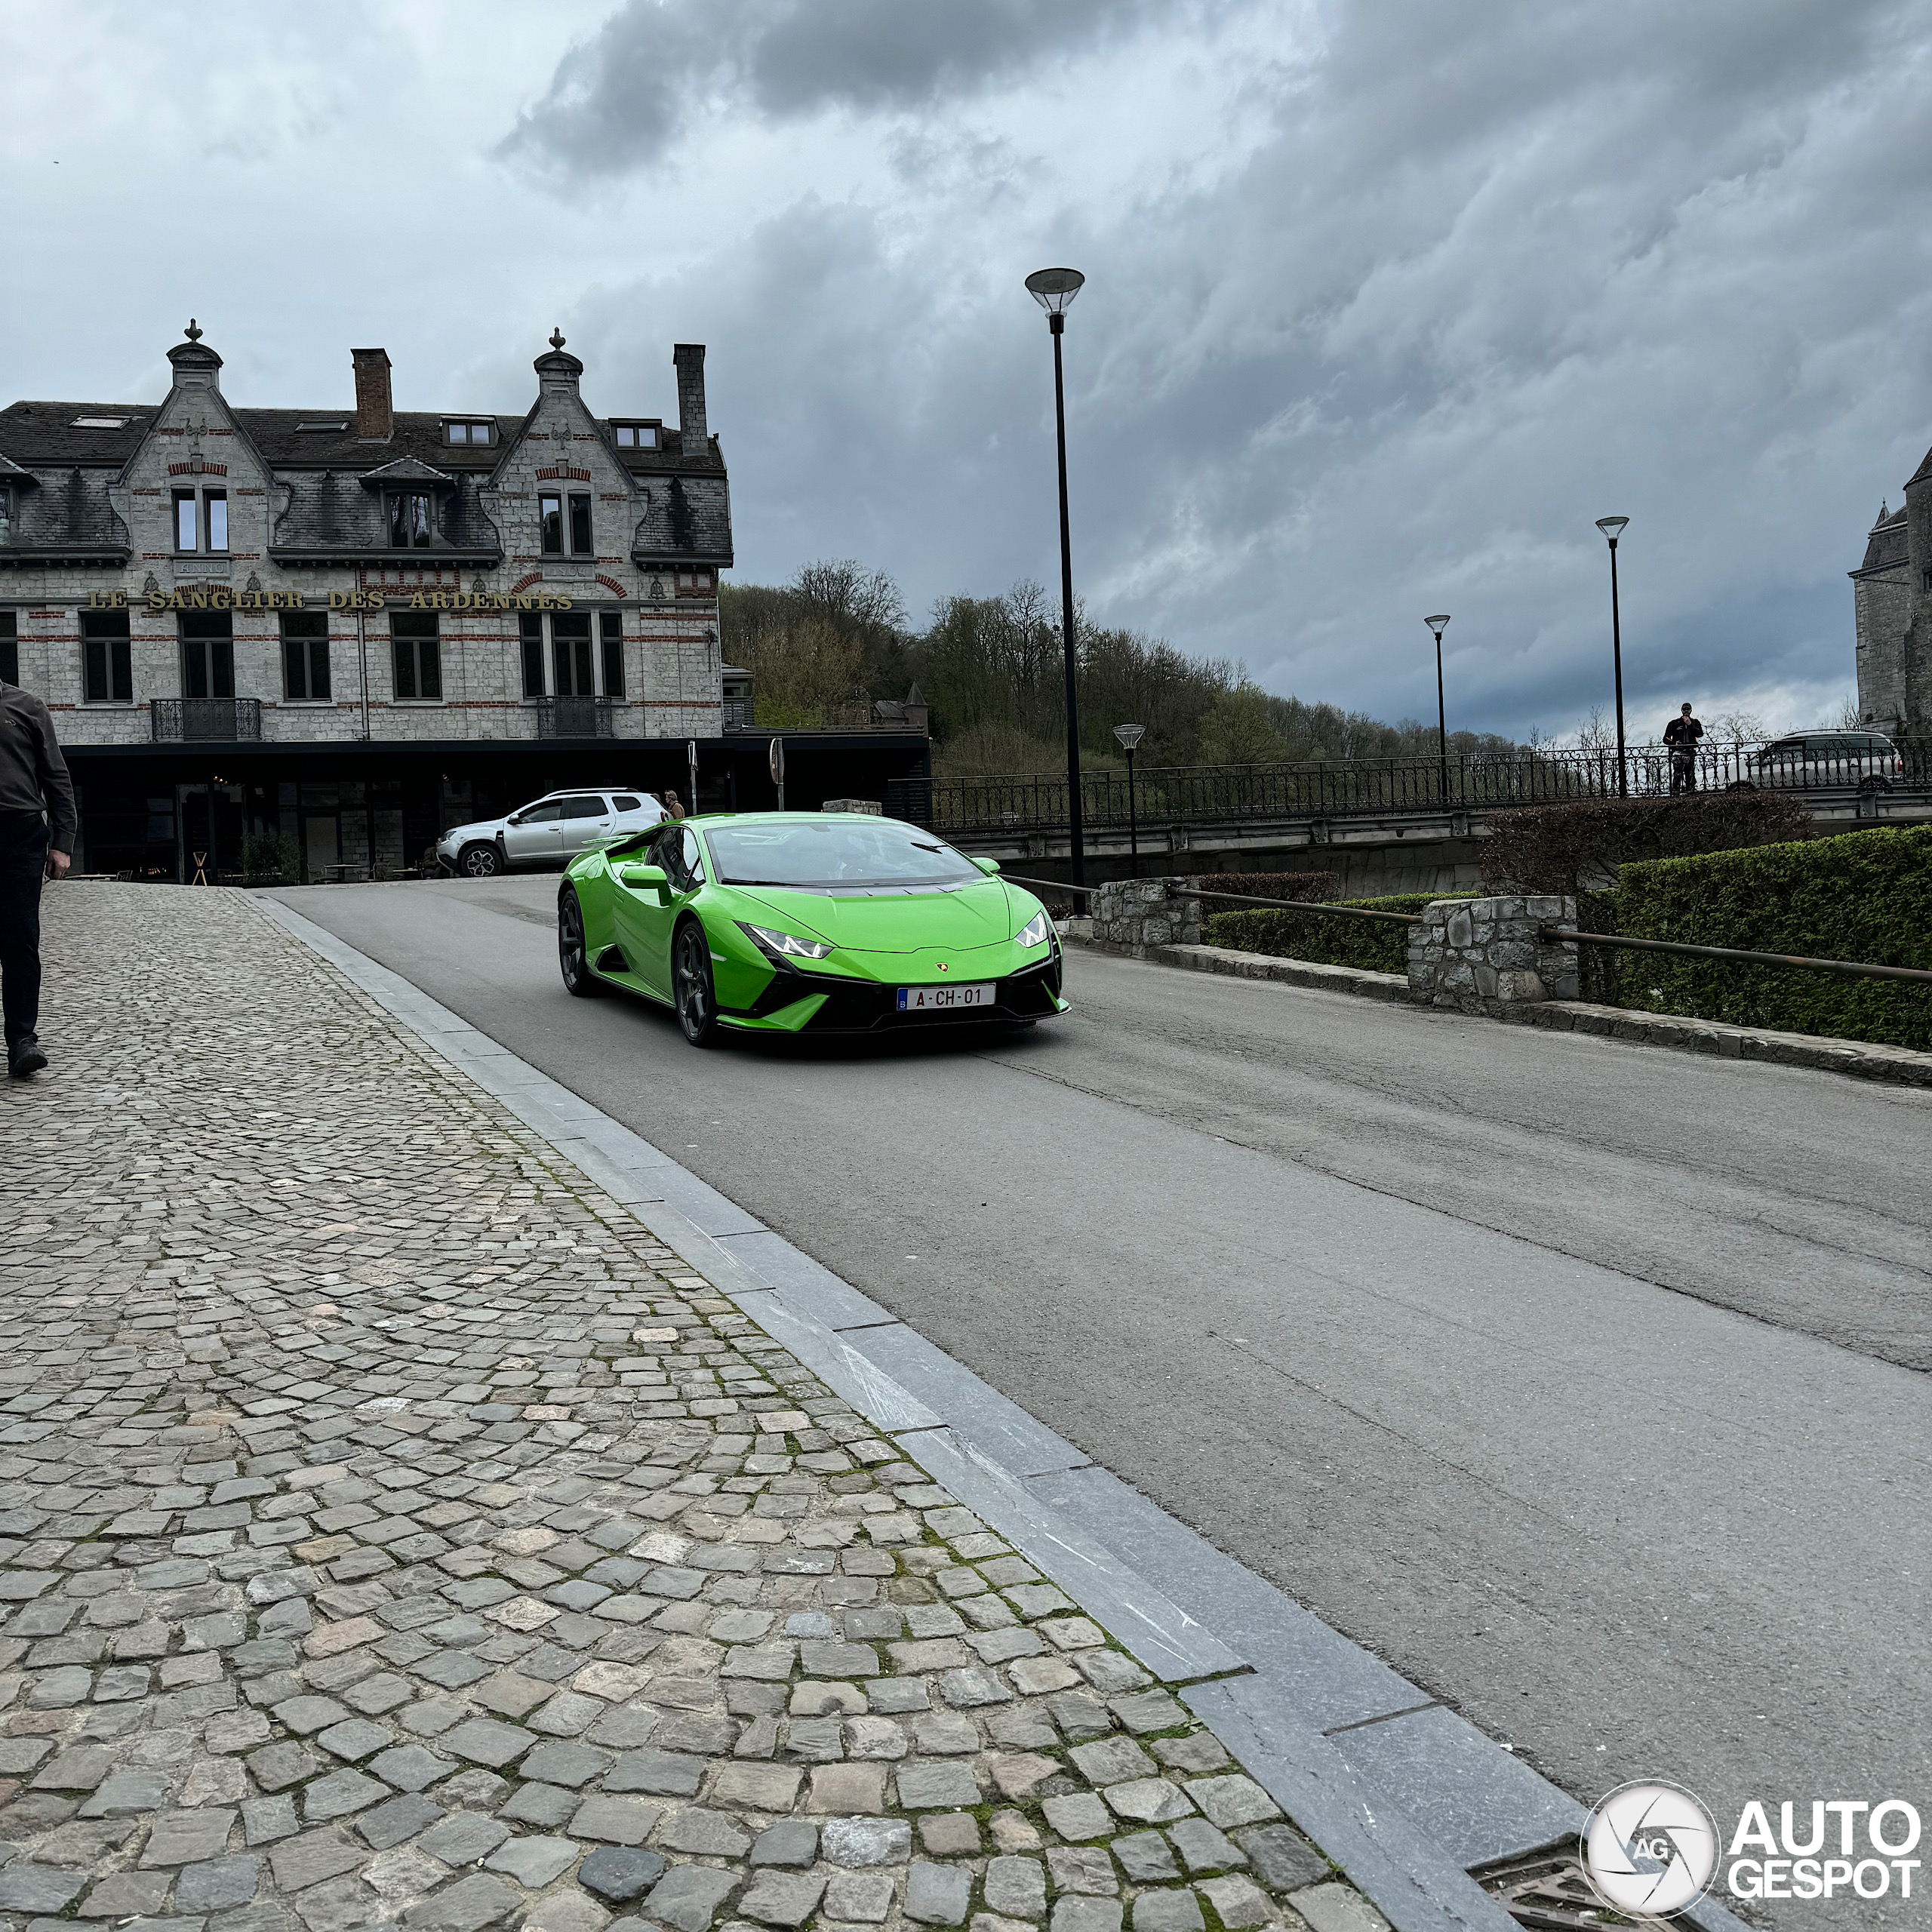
388;491;432;549
296;420;348;433
445;420;495;446
71;417;131;429
0;486;10;544
611;421;659;449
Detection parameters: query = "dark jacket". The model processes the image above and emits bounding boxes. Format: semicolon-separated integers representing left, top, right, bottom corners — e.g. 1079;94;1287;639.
0;681;78;852
1663;715;1703;754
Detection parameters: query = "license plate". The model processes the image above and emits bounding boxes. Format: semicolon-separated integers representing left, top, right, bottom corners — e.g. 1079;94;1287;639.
897;982;995;1012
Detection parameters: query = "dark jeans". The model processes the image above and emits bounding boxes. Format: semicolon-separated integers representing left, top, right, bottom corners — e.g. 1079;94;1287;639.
0;811;48;1053
1669;755;1698;795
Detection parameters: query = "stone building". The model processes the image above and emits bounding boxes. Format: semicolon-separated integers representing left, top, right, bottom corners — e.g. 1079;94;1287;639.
1850;441;1932;739
0;321;927;879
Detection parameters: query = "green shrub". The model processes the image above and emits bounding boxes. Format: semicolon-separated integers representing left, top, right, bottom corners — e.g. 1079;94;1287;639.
237;828;302;887
1197;872;1337;902
1610;826;1932;1049
1481;792;1809;895
1204;893;1475;974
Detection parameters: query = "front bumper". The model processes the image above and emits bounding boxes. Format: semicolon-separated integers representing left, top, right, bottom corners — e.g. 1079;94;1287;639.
728;947;1066;1033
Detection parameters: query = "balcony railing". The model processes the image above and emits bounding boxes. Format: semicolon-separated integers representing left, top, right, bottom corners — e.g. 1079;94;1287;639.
150;698;263;743
722;695;755;731
535;697;614;739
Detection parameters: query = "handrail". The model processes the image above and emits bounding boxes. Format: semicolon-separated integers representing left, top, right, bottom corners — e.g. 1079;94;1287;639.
1540;927;1932;986
1006;875;1423;927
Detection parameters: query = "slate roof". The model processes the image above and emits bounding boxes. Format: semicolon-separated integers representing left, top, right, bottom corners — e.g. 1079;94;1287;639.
1909;442;1932;491
1859;504;1909;575
0;403;721;476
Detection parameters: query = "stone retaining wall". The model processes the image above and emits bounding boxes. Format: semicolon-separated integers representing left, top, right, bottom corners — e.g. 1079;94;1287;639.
1088;876;1204;950
1407;894;1580;1012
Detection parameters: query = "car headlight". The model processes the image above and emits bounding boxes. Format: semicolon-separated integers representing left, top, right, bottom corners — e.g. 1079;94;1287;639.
1015;909;1051;949
740;921;832;961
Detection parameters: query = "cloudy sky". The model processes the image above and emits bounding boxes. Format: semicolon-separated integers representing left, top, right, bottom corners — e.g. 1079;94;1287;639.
6;0;1931;740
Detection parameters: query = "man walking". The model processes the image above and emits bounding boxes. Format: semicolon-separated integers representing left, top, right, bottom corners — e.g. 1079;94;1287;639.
0;670;75;1077
1663;702;1704;795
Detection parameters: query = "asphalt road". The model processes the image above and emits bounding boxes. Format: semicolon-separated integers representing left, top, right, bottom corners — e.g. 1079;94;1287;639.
273;873;1931;1905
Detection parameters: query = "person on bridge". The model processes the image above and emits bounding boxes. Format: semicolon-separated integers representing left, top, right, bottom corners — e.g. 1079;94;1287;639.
1663;702;1704;794
0;670;75;1077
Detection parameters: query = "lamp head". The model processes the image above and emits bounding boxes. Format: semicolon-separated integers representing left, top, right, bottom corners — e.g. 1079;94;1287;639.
1424;614;1451;640
1026;267;1085;316
1596;515;1629;543
1113;722;1146;752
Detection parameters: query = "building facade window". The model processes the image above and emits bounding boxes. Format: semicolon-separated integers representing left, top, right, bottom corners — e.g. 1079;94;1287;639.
519;611;545;698
552;613;594;695
203;491;228;552
0;488;11;546
174;491;198;552
1;611;18;685
611;422;658;448
180;611;235;699
281;611;331;702
391;611;441;700
599;611;625;698
388;492;432;549
82;609;133;703
539;492;594;555
444;421;494;445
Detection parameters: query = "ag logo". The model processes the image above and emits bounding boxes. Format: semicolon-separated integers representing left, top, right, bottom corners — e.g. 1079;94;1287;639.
1583;1780;1721;1916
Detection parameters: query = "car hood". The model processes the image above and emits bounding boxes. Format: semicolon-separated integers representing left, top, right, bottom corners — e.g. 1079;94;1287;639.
731;878;1023;953
441;819;499;844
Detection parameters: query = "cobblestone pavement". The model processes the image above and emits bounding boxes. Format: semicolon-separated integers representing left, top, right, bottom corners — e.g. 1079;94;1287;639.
0;887;1378;1932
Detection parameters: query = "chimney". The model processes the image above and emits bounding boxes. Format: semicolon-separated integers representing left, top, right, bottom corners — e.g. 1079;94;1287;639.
352;349;393;441
673;343;707;453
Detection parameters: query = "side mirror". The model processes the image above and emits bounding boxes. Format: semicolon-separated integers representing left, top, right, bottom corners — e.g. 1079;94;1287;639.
617;862;668;891
506;811;525;826
971;855;1001;876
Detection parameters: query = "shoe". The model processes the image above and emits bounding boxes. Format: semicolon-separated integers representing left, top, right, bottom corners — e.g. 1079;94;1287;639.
8;1041;48;1077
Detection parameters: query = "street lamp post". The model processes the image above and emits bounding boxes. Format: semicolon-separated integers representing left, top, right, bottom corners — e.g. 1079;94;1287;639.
1114;723;1145;867
1595;516;1630;798
1027;266;1087;887
1423;615;1451;805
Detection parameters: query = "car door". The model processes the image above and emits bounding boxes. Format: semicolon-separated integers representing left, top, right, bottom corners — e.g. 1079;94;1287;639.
612;826;685;996
556;792;613;860
501;800;564;866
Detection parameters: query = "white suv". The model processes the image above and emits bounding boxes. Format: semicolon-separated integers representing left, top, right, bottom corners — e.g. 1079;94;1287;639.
438;789;666;877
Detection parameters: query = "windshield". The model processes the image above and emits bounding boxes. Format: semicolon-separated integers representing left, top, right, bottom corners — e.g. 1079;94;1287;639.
706;819;984;889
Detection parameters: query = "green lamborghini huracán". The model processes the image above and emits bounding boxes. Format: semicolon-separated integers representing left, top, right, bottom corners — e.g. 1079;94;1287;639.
557;813;1068;1046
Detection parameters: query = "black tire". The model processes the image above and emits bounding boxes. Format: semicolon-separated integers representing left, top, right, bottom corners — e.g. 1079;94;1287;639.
460;841;503;878
672;919;721;1047
558;889;605;998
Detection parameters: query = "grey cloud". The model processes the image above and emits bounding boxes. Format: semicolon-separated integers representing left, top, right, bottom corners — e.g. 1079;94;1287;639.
503;0;1167;174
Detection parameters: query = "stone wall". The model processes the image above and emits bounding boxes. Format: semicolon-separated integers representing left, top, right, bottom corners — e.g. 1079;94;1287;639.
1407;894;1580;1012
1088;875;1204;950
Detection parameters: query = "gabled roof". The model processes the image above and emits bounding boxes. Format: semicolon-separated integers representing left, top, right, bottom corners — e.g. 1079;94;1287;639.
357;454;460;491
1909;443;1932;491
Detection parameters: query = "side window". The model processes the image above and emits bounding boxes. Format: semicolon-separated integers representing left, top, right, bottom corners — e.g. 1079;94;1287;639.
649;827;682;878
521;801;563;825
560;795;605;820
613;795;642;814
679;826;706;887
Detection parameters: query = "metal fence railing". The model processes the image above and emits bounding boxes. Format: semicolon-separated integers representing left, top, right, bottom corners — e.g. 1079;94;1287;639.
150;698;263;743
930;740;1931;835
534;697;614;739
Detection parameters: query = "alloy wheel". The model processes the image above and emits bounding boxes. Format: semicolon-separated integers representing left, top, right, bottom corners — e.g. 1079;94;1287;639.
674;924;718;1045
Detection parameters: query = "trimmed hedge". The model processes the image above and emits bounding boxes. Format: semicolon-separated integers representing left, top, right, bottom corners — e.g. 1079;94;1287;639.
1197;872;1337;902
1203;893;1475;975
1481;792;1808;894
1610;825;1932;1049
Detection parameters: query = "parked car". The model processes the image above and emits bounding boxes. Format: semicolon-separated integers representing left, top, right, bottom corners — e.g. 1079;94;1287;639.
438;789;665;877
555;811;1066;1045
1745;732;1903;792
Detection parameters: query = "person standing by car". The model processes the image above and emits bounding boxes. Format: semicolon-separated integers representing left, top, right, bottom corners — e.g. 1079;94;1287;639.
1663;703;1704;794
0;671;76;1077
662;790;687;821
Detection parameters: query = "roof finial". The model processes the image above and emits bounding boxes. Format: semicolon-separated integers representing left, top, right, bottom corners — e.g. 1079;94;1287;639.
549;327;566;350
184;318;203;343
1880;497;1889;520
